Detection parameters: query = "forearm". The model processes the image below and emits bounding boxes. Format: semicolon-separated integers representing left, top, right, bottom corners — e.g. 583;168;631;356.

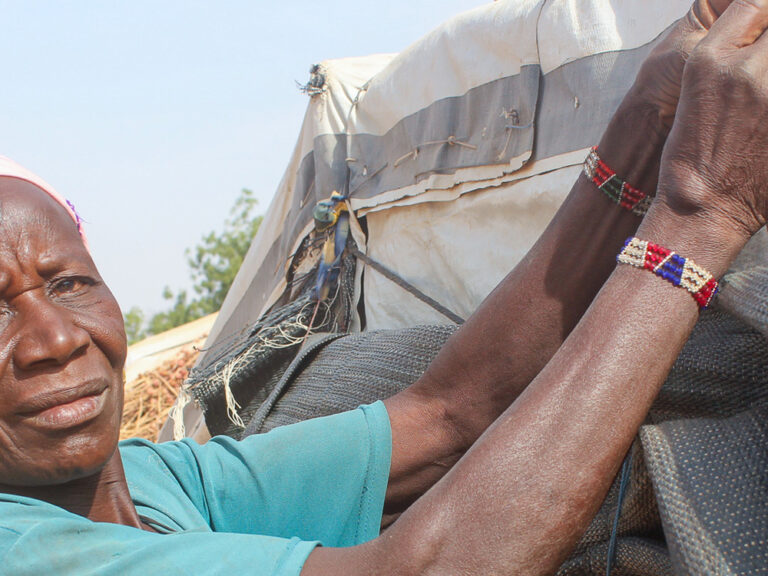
417;104;665;433
382;95;667;512
305;2;764;572
376;205;748;575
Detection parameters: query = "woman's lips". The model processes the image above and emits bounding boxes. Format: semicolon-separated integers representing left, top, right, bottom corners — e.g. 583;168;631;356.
18;385;109;430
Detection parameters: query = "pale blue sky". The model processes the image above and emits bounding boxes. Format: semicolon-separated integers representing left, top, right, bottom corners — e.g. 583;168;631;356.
0;0;486;315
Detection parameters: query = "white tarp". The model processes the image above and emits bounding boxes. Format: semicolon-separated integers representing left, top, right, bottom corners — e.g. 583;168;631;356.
204;0;693;350
166;0;697;442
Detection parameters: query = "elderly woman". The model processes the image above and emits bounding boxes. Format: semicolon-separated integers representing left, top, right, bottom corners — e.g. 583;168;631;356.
0;0;764;574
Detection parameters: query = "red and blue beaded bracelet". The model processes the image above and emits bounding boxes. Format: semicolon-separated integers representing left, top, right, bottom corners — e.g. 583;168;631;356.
617;237;719;309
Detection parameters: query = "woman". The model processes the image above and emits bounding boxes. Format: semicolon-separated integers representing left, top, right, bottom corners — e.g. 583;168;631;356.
0;0;763;573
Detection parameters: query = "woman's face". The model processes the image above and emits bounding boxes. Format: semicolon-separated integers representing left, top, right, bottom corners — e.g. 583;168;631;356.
0;178;126;487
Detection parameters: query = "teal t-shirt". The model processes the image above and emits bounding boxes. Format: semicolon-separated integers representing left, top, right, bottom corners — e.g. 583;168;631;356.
0;402;391;576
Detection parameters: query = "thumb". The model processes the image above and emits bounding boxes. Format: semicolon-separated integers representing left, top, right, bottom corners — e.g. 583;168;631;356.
674;2;714;59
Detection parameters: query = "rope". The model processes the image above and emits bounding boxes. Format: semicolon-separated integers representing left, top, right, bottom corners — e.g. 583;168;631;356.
182;295;333;433
495;120;534;161
168;387;192;441
393;136;477;168
606;449;634;576
349;245;465;325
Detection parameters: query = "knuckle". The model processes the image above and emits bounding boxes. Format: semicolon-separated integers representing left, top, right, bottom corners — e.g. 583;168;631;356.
720;59;763;96
688;43;720;69
732;0;768;23
684;48;723;86
682;52;768;108
735;58;761;83
737;0;768;10
686;48;758;87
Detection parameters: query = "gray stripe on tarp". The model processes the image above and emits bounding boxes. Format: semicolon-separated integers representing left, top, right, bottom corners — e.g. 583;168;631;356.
348;64;540;198
203;30;667;354
279;134;348;262
205;135;350;355
533;42;658;161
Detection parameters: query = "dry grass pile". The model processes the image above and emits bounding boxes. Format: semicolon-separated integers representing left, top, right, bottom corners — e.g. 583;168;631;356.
120;347;199;441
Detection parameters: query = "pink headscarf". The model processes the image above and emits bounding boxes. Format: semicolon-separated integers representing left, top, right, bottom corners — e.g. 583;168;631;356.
0;156;88;250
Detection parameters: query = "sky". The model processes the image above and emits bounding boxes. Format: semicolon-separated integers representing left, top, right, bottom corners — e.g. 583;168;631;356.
0;0;487;316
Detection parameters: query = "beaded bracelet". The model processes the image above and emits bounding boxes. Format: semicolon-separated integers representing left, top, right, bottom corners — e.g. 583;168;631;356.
617;237;719;309
584;147;653;216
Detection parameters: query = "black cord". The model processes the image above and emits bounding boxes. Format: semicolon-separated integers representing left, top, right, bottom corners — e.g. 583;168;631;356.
606;449;634;576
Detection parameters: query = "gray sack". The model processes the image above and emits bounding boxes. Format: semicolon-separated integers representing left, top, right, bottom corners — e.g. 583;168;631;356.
242;308;768;576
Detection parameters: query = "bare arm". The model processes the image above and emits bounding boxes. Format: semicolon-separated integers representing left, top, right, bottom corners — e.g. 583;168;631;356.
303;0;768;572
380;0;723;520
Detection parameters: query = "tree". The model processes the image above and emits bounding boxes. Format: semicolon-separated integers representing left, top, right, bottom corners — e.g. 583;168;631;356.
123;306;146;345
186;188;262;315
145;288;203;337
124;189;262;344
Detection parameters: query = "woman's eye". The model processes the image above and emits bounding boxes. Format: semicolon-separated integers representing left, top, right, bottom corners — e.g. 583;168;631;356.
51;277;92;296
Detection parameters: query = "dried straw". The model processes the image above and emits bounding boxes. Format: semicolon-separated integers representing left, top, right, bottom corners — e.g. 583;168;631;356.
120;347;199;441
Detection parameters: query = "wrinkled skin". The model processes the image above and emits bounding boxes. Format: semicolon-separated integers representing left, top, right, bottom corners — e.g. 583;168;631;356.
2;0;765;573
0;0;735;504
631;0;731;134
658;0;768;243
379;0;740;521
0;179;126;488
307;2;768;574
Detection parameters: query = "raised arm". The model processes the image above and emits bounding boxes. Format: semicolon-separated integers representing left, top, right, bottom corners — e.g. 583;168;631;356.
380;0;729;519
303;0;768;572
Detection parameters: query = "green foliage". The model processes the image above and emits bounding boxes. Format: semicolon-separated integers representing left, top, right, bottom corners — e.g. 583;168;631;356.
187;189;263;315
145;288;204;337
123;306;146;345
124;189;262;345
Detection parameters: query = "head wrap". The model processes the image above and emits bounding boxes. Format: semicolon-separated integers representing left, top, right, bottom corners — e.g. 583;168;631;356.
0;156;88;250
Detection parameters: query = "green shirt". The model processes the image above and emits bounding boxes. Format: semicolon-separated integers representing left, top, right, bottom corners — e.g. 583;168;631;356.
0;402;392;575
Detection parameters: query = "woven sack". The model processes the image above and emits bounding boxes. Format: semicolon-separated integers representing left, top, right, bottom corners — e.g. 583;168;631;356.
242;309;768;575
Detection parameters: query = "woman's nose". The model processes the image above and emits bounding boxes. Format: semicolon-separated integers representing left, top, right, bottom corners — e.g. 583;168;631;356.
12;297;90;370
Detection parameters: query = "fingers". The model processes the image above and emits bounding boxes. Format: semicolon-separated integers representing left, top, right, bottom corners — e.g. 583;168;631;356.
670;3;715;62
692;0;736;30
693;0;726;28
702;0;768;49
678;16;711;60
708;0;736;18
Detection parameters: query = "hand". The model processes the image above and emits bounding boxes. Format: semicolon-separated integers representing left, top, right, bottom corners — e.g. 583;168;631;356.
597;1;733;193
657;0;768;243
628;0;733;134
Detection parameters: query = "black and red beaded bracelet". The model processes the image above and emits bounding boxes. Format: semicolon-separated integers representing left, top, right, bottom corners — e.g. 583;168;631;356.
583;147;653;216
